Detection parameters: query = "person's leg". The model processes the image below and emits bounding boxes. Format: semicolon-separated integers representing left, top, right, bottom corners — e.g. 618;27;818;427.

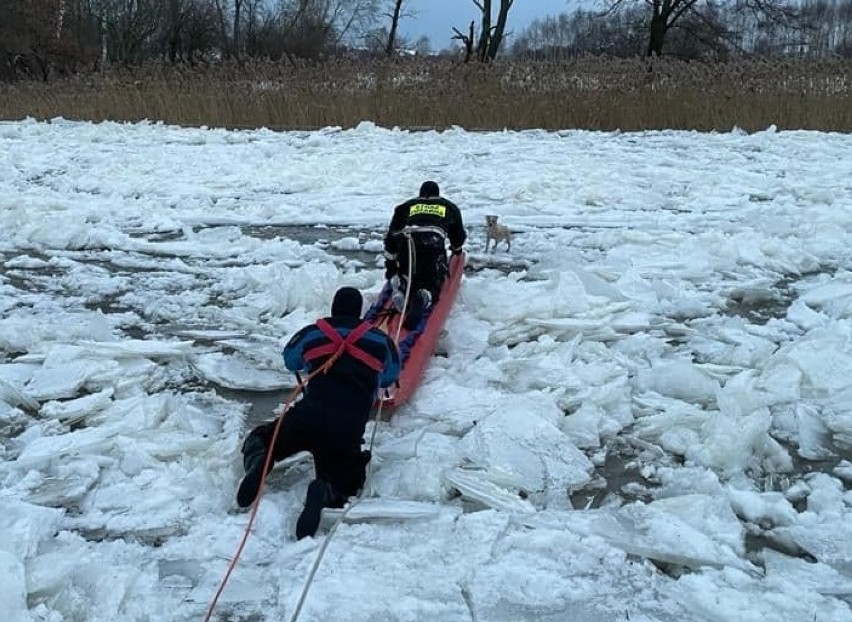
404;242;445;329
425;242;448;296
236;409;309;508
314;448;370;500
295;479;336;539
295;447;369;539
432;251;449;301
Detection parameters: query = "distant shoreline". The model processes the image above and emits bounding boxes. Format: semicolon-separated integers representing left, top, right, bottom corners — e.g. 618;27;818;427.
3;57;850;132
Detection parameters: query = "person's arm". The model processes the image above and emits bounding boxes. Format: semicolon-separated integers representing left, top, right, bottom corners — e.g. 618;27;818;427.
281;325;314;372
383;203;408;254
377;336;401;388
447;202;467;253
383;203;409;279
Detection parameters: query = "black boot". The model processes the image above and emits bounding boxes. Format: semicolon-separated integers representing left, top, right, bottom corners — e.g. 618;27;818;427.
296;479;337;539
357;450;372;492
236;434;268;508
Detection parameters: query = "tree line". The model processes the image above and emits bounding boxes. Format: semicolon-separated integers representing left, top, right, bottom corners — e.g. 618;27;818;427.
2;0;851;82
513;0;852;60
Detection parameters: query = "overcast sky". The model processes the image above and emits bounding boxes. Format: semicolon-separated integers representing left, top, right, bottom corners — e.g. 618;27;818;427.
398;0;573;50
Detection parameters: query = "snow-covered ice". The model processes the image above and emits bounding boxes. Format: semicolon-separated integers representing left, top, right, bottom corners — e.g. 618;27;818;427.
1;119;852;621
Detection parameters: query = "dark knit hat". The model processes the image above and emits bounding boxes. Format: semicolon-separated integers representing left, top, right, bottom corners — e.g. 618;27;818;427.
331;286;363;318
419;181;440;198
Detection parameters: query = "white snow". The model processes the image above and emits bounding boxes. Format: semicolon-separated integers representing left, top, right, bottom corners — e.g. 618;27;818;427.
1;119;852;621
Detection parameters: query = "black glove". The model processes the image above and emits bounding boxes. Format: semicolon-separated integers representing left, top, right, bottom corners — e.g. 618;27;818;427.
384;258;398;280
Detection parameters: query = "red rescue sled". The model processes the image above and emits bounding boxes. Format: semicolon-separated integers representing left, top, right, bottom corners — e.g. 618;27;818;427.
366;252;465;418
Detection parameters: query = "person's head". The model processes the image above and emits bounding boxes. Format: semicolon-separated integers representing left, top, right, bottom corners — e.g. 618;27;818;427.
419;181;440;199
331;286;363;318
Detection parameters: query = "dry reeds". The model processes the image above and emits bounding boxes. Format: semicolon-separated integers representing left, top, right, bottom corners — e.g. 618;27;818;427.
1;56;851;131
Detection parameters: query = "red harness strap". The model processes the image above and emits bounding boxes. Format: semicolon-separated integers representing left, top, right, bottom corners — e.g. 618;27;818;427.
303;319;384;372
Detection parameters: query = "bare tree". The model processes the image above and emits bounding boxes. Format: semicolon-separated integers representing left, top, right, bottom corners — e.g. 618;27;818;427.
162;0;215;62
602;0;799;56
232;0;242;58
487;0;514;59
385;0;404;57
511;9;646;58
101;0;163;64
471;0;515;61
212;0;231;56
452;20;475;61
474;0;491;60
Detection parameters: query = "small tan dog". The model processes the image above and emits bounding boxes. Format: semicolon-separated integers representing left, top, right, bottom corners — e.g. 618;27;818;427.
485;214;511;253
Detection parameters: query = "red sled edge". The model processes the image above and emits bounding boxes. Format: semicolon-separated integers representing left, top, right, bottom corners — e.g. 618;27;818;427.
369;252;466;419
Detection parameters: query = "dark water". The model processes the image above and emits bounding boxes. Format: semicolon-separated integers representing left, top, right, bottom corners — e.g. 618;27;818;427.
214;387;286;428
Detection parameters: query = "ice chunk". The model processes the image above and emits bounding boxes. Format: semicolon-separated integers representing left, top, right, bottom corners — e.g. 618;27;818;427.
636;359;719;404
675;565;852;622
755;363;801;406
524;503;754;572
444;468;536;514
370;432;461;502
716;370;768;418
650;493;746;556
23;344;146;401
803;473;845;515
14;421;118;469
727;489;798;527
799;280;852;317
459;409;593;503
170;328;248;340
25;550;72;597
329;235;361;251
764;549;852;595
4;254;50;269
834;460;852;484
496;337;585;393
0;377;38;410
525;317;621;342
777;517;852;574
0;551;27;622
25;457;102;507
794;403;833;459
40;388;114;424
405;384;500;434
631;395;707;458
786;299;827;331
690;408;792;477
322;498;455;524
774;336;852;394
192;351;289;391
78;338;194;359
655;465;724;497
561;401;605;449
191;564;274;605
0;500;64;559
827;401;852;449
25;363;89;401
0;362;40;386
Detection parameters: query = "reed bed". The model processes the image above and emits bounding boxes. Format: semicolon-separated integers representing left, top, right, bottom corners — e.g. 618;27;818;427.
2;56;851;131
